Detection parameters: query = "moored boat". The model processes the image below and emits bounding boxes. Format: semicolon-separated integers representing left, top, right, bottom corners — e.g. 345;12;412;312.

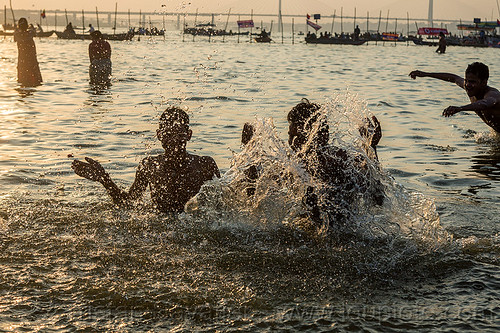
55;31;133;41
305;35;366;45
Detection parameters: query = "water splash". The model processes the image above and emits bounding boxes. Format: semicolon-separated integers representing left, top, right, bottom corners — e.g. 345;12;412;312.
186;92;453;272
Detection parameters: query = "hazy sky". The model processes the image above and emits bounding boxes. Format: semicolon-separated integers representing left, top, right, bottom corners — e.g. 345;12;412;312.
4;0;500;20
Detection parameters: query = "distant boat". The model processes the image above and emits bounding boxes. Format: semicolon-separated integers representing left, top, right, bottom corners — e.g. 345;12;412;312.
55;31;134;41
305;35;366;45
254;35;272;43
254;30;272;43
184;23;249;36
457;20;499;32
35;30;54;38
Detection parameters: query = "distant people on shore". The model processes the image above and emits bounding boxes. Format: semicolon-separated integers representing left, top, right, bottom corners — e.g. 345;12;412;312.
436;32;446;54
409;62;500;133
88;24;95;33
14;18;42;87
72;107;220;213
89;30;112;86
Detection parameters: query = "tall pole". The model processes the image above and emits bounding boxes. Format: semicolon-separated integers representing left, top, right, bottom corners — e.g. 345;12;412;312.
341;7;343;34
9;0;15;25
407;12;410;46
292;17;294;44
330;10;336;35
182;14;185;42
428;0;433;27
384;10;389;45
223;8;231;42
376;10;381;45
82;10;85;34
394;18;397;46
113;3;117;35
278;0;282;33
354;7;356;30
281;16;284;43
128;9;130;30
65;9;68;26
367;11;369;36
96;7;100;30
250;9;253;43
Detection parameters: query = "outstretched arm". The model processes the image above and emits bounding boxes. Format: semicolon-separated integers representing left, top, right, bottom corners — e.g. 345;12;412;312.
443;93;500;117
409;70;465;89
72;157;148;207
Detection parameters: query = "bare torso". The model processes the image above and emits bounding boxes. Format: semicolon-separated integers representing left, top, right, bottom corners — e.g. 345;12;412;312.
469;86;500;132
137;153;219;212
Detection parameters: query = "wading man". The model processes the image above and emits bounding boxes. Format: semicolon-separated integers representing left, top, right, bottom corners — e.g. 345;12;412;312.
409;62;500;133
72;107;220;213
89;30;112;86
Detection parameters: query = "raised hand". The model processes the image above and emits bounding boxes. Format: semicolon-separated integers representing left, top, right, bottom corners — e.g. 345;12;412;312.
72;157;109;183
409;70;424;79
442;106;461;117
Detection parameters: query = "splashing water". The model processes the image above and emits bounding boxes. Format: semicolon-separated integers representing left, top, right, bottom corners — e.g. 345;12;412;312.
186;93;453;276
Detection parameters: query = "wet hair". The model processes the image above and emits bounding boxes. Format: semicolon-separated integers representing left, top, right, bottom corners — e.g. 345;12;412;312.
18;18;28;31
466;62;489;81
90;30;103;40
287;99;322;127
159;107;189;130
287;99;329;147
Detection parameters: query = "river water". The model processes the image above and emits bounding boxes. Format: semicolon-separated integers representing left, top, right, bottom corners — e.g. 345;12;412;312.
0;32;499;331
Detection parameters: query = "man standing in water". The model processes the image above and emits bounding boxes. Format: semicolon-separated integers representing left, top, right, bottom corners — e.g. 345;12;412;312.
409;62;500;133
14;18;42;87
89;30;112;86
436;31;446;54
72;107;220;213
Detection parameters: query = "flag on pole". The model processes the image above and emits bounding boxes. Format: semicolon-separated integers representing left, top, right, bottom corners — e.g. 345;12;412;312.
237;20;254;28
307;20;321;31
41;9;46;19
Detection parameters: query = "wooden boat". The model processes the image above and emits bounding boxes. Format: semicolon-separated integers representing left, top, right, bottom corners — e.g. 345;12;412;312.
0;30;53;37
305;35;366;45
254;30;272;43
55;31;134;41
35;31;54;37
254;35;272;43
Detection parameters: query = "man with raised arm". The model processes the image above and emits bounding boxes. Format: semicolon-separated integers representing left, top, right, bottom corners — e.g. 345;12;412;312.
72;107;220;213
409;62;500;133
